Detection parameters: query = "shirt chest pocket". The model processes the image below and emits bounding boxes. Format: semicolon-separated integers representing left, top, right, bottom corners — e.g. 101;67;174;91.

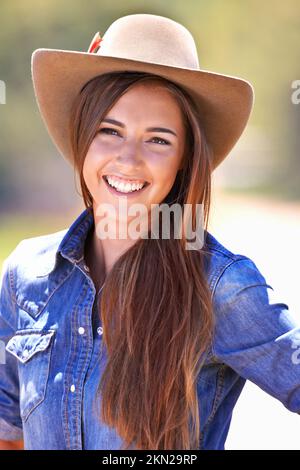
5;329;55;422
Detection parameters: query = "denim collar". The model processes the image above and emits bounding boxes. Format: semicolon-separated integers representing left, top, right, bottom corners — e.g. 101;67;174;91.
37;205;216;277
36;207;94;277
58;206;94;265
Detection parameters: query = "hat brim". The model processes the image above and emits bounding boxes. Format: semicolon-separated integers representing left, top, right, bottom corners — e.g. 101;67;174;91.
31;48;254;170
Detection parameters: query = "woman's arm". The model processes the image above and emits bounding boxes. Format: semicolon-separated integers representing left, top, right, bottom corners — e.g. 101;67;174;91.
0;439;23;450
212;256;300;413
0;256;24;444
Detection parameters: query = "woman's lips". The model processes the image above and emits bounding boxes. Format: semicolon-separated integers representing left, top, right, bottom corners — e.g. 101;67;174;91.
102;176;150;197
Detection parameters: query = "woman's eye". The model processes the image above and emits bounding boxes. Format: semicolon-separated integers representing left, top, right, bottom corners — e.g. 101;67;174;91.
150;136;170;146
98;128;170;145
98;127;119;136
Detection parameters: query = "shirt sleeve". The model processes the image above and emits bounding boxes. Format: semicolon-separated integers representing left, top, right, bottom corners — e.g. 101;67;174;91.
211;256;300;414
0;255;23;440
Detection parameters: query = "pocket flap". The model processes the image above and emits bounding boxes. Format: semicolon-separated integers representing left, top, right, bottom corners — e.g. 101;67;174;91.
6;330;55;364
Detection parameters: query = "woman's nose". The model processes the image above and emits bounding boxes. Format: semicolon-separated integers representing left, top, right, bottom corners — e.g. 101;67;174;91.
116;140;143;167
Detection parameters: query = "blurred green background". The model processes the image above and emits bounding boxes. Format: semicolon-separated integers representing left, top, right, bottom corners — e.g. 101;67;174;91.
0;0;300;265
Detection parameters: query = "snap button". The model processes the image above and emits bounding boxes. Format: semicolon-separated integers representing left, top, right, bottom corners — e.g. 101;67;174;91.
97;326;103;336
84;264;90;272
78;327;85;335
70;384;75;393
23;349;29;358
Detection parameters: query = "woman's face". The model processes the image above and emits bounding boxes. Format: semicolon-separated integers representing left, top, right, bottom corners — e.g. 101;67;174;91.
83;81;186;222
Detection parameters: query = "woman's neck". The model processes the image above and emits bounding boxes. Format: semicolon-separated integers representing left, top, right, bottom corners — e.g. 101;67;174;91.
84;221;137;293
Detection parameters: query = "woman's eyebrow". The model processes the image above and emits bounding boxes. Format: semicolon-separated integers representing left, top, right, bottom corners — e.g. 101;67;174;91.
101;118;177;137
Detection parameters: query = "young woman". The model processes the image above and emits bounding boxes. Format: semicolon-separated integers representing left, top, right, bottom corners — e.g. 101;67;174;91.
1;13;300;451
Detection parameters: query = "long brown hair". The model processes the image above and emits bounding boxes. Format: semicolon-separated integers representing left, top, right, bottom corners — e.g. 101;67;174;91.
69;71;215;450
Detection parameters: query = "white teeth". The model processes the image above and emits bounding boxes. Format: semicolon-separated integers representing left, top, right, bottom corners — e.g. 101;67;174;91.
106;176;146;193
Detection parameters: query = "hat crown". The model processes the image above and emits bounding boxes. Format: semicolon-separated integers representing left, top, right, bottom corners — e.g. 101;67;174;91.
96;14;200;70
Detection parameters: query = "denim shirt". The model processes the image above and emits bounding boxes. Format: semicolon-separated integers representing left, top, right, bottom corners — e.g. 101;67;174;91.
1;207;300;450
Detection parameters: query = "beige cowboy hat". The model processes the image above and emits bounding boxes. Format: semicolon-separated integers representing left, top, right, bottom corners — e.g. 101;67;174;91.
31;13;254;171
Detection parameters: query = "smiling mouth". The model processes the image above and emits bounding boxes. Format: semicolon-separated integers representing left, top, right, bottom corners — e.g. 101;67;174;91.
102;175;150;194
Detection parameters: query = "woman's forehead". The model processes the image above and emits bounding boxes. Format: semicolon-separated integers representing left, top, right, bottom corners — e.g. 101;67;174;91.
106;83;184;122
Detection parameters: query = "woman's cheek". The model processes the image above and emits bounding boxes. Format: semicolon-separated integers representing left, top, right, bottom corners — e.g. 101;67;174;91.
82;160;93;191
83;152;100;186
